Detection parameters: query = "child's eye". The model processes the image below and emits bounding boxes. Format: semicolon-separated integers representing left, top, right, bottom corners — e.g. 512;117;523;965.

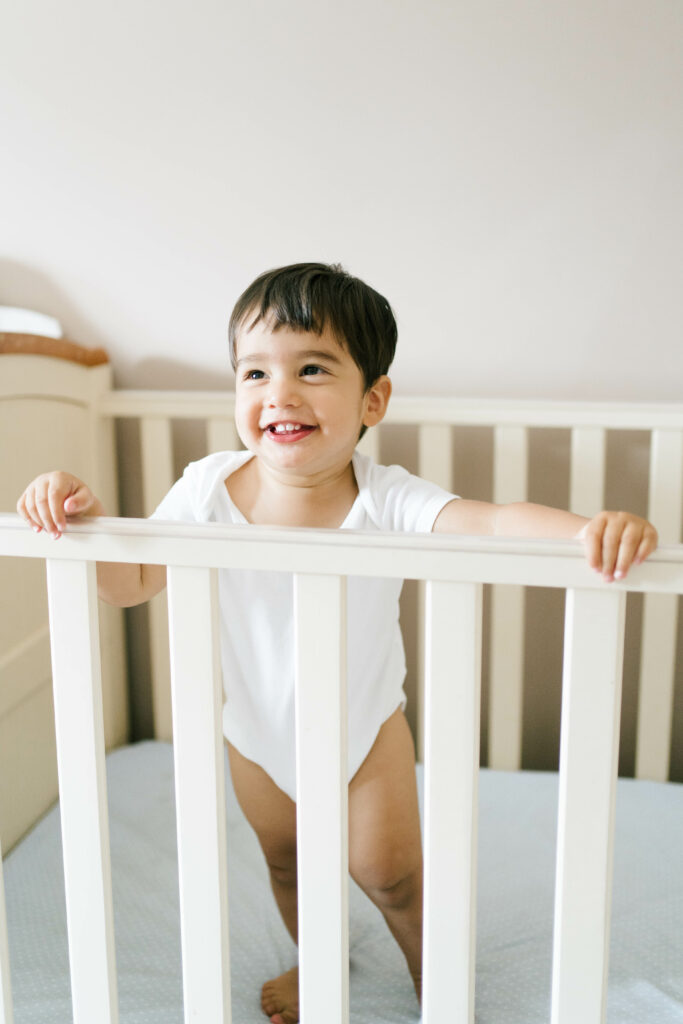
244;370;265;380
301;364;326;376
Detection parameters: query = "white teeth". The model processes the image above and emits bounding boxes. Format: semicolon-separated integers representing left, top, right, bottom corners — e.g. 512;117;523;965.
272;423;302;433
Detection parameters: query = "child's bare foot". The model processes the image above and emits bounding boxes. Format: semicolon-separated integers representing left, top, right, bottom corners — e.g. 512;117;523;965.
261;965;299;1024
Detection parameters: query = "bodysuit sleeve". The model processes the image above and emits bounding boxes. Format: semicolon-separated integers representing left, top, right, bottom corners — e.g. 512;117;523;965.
353;452;458;534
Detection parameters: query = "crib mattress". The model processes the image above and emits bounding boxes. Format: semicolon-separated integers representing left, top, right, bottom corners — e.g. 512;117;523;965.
4;742;683;1024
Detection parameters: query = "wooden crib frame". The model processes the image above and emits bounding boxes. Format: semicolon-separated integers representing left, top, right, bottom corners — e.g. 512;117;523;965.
0;515;682;1024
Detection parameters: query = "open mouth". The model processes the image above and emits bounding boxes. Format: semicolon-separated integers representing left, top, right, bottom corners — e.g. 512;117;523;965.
265;422;316;442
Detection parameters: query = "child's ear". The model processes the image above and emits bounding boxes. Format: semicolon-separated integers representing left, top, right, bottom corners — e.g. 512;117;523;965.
363;375;392;428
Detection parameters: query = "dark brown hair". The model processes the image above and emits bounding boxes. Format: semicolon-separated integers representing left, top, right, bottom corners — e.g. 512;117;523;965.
228;262;397;391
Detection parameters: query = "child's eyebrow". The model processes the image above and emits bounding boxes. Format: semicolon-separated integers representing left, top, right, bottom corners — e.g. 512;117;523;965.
235;349;343;367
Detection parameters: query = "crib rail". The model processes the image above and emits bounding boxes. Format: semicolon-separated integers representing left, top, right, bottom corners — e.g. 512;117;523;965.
1;515;682;1024
99;391;683;780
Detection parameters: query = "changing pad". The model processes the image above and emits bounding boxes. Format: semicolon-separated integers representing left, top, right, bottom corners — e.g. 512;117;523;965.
4;742;683;1023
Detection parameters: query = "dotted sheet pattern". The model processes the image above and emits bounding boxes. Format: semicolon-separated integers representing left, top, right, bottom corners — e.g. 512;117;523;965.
3;743;682;1023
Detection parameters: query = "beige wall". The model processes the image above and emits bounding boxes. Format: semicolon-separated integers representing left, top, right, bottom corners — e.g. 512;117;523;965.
2;2;682;772
1;1;681;398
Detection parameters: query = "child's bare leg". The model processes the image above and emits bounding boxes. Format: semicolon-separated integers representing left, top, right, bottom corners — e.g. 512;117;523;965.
227;708;423;1021
348;707;423;1000
226;743;300;1024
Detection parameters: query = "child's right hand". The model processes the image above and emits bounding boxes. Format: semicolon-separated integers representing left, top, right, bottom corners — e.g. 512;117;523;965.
17;472;105;539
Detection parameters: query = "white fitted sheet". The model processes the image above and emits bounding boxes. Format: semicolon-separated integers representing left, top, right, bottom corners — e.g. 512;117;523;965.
4;742;683;1023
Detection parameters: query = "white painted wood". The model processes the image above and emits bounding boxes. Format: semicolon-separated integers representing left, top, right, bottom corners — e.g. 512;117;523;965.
294;574;349;1024
422;581;482;1024
489;427;528;770
45;559;118;1024
141;416;175;516
570;427;606;516
166;567;231;1024
355;426;380;461
207;417;240;453
3;517;683;594
415;424;454;758
636;429;683;780
0;839;14;1024
552;587;626;1024
141;416;175;739
100;391;683;431
418;424;453;489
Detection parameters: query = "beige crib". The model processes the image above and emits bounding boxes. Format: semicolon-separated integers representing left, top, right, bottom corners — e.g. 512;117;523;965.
0;342;682;1024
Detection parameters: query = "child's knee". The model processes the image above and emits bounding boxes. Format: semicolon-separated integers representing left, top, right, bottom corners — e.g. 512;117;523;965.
350;849;422;910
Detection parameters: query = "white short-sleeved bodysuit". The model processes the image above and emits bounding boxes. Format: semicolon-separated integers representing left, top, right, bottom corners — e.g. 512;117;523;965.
152;450;455;801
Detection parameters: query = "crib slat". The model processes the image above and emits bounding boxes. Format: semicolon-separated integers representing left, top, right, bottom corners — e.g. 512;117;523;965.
46;559;118;1024
422;581;482;1024
141;417;175;740
355;426;381;461
489;426;528;770
0;840;14;1024
415;425;454;760
166;567;231;1024
418;424;453;489
569;427;606;515
636;429;683;780
294;573;349;1024
552;587;626;1024
207;417;240;453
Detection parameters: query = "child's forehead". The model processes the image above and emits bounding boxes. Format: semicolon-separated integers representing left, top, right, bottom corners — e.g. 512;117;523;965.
234;315;349;360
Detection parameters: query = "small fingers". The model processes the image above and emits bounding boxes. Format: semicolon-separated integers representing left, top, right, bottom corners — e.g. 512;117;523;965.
582;513;658;581
16;473;92;539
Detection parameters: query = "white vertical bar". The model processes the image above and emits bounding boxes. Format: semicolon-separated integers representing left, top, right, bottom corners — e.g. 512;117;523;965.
636;429;683;780
141;416;175;514
418;425;453;489
46;559;118;1024
355;426;380;461
0;840;14;1024
207;418;240;454
294;574;348;1024
570;427;606;515
422;581;482;1024
416;424;454;760
166;567;231;1024
141;416;175;740
489;426;528;769
552;588;626;1024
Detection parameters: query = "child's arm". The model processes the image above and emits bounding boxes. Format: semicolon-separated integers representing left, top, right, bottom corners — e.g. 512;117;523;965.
17;472;166;607
433;499;657;582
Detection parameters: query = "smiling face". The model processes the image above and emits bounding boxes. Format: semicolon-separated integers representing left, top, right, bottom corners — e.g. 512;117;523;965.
233;317;390;484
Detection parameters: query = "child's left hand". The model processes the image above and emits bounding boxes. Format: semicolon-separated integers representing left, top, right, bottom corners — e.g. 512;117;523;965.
578;511;658;582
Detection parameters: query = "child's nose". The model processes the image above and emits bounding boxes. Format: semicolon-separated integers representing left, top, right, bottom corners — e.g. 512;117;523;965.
267;376;301;408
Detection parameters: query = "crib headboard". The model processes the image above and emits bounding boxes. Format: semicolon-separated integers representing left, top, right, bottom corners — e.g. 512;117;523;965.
0;342;128;851
100;389;683;783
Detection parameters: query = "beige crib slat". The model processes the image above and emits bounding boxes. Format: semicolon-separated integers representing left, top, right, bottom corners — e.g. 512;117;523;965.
45;560;118;1024
489;427;528;770
141;417;175;739
207;417;240;453
569;427;606;515
636;429;683;780
294;574;349;1024
422;581;482;1024
166;567;231;1024
552;588;626;1024
0;838;14;1024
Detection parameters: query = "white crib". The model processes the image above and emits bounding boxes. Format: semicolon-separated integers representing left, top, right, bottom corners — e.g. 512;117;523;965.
1;343;682;1024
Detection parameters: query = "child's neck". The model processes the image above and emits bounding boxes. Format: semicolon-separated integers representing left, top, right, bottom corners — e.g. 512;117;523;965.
226;455;358;529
